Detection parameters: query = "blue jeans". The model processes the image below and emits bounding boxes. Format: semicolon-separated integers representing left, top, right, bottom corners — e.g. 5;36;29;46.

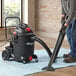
66;19;76;57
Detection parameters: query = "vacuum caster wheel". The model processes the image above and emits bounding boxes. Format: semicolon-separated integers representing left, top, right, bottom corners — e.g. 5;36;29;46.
23;61;26;64
2;50;10;60
32;54;38;62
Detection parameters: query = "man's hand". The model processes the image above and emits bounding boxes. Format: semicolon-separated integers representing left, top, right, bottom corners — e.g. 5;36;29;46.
64;23;68;27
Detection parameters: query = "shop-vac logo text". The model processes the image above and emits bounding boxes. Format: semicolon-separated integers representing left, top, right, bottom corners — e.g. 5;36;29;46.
26;42;34;45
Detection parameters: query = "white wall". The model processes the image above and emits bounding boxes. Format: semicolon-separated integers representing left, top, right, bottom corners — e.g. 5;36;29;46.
22;0;35;31
23;0;28;24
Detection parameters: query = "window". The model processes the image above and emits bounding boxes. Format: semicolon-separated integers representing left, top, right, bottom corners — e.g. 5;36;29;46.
3;0;21;27
0;0;22;27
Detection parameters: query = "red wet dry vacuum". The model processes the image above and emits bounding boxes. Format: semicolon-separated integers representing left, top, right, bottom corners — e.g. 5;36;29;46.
2;17;52;63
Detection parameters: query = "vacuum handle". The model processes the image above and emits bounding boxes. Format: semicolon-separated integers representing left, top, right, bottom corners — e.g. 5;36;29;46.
5;17;20;40
5;17;20;27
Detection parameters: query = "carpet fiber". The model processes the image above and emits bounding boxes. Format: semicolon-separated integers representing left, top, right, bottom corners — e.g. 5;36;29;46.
0;48;76;76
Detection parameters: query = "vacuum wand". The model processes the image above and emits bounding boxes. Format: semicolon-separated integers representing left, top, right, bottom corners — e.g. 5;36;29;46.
42;21;67;71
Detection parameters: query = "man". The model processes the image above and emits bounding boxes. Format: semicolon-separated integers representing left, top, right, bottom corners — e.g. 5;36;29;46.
61;0;76;63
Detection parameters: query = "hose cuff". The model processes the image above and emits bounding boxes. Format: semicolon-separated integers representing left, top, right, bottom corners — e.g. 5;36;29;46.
61;14;65;17
64;23;68;27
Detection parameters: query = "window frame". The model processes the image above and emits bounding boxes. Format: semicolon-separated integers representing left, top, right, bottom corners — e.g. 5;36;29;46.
0;0;23;28
1;0;2;27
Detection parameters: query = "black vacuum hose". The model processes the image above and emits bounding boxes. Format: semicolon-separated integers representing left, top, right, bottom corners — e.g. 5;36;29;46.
33;36;52;58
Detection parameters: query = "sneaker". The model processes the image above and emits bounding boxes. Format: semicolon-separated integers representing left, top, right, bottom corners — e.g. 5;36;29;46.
64;56;76;63
63;53;70;58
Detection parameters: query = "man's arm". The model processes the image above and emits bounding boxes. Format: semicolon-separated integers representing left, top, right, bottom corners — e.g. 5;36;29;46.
65;0;76;26
61;0;66;24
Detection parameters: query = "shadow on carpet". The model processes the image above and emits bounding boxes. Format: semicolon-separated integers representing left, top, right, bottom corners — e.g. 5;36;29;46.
0;48;76;76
